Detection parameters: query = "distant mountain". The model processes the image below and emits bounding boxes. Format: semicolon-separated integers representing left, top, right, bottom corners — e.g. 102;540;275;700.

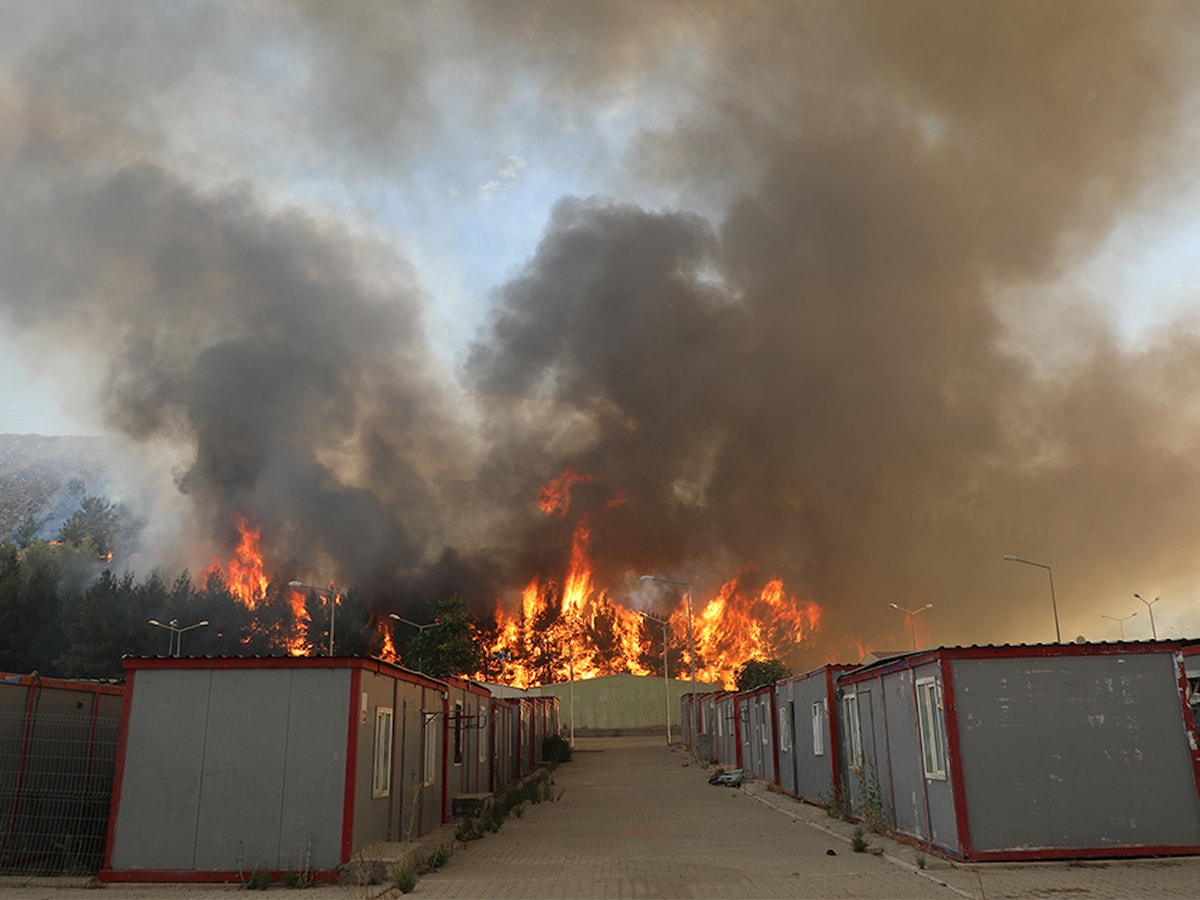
0;434;120;540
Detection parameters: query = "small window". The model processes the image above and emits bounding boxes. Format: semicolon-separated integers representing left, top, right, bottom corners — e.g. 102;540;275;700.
478;708;488;764
844;694;862;767
916;678;947;779
372;707;393;799
812;701;825;756
778;705;791;753
759;702;770;746
423;712;438;786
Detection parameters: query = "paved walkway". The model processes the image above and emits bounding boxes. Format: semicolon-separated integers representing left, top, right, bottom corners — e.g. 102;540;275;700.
408;734;954;899
5;734;1200;898
411;734;1200;900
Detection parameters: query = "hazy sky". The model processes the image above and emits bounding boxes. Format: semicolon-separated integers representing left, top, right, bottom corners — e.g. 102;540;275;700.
3;1;1200;658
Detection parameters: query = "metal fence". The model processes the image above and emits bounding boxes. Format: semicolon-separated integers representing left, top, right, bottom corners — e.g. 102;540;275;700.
0;711;120;876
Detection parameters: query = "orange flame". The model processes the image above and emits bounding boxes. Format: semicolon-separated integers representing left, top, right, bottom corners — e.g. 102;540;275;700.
692;571;822;684
207;515;308;655
378;618;398;662
215;515;268;608
480;469;824;689
537;467;593;517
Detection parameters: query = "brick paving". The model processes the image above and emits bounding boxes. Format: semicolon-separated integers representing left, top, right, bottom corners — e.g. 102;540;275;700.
410;735;957;899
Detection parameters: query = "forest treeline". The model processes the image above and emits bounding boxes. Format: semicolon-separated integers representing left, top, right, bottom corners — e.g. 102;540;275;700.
0;485;456;678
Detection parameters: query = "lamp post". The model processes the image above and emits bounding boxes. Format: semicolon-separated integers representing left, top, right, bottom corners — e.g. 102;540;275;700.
1002;555;1062;643
639;611;673;748
289;581;339;656
148;618;209;657
888;602;933;650
388;613;442;671
1101;611;1138;640
641;575;698;754
389;614;441;632
1133;594;1160;640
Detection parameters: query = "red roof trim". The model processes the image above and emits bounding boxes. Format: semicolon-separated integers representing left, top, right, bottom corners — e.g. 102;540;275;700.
441;674;493;699
0;672;124;696
839;641;1185;686
776;663;859;687
122;655;448;691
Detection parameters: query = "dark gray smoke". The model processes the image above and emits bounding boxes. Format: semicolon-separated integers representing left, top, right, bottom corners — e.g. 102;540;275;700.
2;1;1199;660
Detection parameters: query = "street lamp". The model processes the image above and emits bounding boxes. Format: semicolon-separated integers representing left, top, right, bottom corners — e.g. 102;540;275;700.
1101;611;1138;640
1002;555;1062;643
641;575;698;754
148;618;209;658
1134;594;1160;640
888;603;933;650
389;614;443;672
639;611;673;748
289;581;339;656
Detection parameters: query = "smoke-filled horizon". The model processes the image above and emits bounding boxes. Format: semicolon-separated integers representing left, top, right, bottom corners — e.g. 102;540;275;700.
2;1;1200;661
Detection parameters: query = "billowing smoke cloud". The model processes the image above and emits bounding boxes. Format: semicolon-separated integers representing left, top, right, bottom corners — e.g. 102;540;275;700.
2;1;1200;659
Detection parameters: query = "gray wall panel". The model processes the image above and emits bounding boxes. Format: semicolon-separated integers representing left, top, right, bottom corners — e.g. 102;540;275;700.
774;682;797;794
354;671;395;850
778;675;835;801
108;670;213;870
192;669;293;871
904;663;955;849
714;695;738;767
953;653;1200;852
844;686;880;817
881;670;924;839
277;669;349;871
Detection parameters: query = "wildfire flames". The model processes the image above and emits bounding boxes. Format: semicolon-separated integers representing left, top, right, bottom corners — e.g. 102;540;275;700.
204;472;823;684
204;515;309;654
481;468;823;689
220;516;268;608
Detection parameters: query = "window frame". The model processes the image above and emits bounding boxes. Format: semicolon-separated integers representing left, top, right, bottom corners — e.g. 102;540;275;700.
422;711;438;786
916;677;947;780
372;706;393;799
812;700;825;757
844;693;862;768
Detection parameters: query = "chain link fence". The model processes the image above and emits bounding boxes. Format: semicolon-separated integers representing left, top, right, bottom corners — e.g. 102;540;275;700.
0;711;120;876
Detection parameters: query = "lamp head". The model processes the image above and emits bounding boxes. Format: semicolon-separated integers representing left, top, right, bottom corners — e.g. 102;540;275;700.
288;581;303;588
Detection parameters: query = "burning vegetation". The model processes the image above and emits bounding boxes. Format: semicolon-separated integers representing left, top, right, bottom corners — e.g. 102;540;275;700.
197;470;822;689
